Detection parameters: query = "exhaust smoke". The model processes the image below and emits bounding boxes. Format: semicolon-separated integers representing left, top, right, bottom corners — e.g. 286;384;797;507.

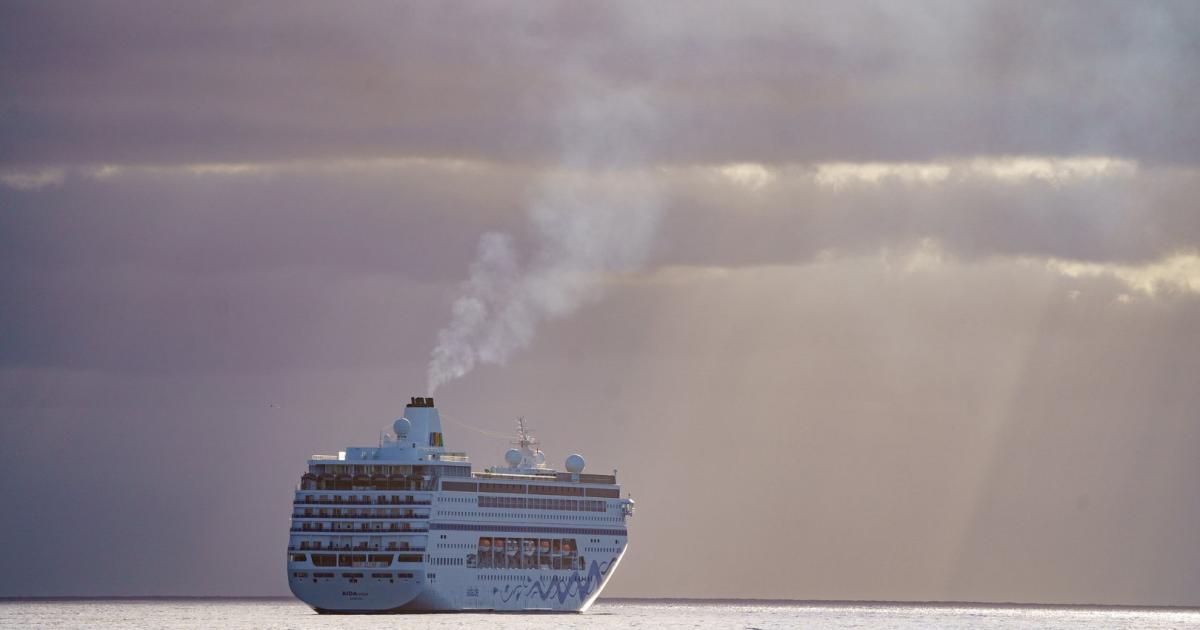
427;75;662;393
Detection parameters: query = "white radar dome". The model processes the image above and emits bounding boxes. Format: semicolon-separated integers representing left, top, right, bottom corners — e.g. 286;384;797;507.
505;448;523;466
565;453;586;473
392;418;412;438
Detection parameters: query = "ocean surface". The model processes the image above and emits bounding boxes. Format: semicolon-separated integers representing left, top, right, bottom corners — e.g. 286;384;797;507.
1;598;1197;629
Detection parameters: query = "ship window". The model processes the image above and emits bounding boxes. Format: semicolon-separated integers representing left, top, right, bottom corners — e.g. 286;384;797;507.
311;554;336;567
529;484;585;497
338;554;367;567
480;482;527;494
372;573;391;578
368;554;392;565
291;554;306;562
313;572;334;578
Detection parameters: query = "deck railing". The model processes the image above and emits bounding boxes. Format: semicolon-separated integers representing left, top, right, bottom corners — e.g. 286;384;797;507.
289;544;424;552
294;497;431;506
291;514;430;521
290;524;429;533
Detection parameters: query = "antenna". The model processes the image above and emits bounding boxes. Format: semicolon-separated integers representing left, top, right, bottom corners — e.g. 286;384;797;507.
513;417;539;450
509;417;548;470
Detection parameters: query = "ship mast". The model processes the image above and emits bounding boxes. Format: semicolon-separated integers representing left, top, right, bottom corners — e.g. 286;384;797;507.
514;417;537;451
510;417;547;470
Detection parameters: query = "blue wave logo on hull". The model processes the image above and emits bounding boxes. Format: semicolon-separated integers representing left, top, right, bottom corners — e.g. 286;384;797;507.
496;560;610;605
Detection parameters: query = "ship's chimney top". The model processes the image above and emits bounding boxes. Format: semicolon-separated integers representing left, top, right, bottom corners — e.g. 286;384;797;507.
398;396;444;450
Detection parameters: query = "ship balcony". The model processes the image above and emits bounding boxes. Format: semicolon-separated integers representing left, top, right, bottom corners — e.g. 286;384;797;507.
290;523;429;533
290;512;430;520
345;561;392;569
297;474;435;492
293;496;431;506
289;542;425;552
290;551;426;568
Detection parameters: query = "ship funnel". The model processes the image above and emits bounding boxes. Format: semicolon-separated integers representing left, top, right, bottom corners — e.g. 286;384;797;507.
403;395;444;448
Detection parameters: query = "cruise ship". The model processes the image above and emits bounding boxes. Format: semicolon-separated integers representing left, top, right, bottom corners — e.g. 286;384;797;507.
286;397;634;613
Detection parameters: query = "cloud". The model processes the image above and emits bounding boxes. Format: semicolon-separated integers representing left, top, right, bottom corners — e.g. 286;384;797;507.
0;168;65;190
661;159;1200;270
717;163;776;190
813;161;953;188
2;2;1198;168
975;157;1137;184
1046;252;1200;297
4;155;1198;285
811;157;1136;189
78;157;488;181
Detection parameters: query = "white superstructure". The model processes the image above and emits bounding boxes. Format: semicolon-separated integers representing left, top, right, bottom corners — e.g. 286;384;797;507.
286;397;634;613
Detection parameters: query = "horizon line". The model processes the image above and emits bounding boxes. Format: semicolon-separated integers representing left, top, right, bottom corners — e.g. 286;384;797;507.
2;595;1198;611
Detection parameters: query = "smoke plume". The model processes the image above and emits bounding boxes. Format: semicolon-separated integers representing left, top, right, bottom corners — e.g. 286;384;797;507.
427;76;662;393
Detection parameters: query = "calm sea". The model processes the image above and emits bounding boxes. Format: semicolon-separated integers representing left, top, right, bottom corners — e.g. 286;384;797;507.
1;598;1197;629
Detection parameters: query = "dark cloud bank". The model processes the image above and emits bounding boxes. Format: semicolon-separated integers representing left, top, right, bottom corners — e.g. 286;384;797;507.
2;1;1200;606
2;1;1198;167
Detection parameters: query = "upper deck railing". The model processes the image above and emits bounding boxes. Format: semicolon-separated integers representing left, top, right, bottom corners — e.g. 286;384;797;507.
474;471;618;485
297;478;436;492
295;496;431;506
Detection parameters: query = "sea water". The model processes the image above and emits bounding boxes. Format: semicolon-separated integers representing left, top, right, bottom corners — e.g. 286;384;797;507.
1;598;1197;629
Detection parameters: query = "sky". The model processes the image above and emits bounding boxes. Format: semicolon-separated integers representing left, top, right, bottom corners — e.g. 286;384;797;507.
2;0;1199;605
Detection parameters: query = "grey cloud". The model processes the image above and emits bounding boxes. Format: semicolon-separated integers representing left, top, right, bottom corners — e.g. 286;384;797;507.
2;1;1198;168
658;164;1200;268
0;162;534;277
7;160;1198;279
3;160;1198;377
0;164;538;373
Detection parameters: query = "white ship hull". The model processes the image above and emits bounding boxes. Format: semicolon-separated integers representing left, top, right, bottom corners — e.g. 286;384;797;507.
288;547;627;613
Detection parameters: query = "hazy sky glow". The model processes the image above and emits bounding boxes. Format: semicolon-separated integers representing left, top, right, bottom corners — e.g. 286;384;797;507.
2;1;1199;605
